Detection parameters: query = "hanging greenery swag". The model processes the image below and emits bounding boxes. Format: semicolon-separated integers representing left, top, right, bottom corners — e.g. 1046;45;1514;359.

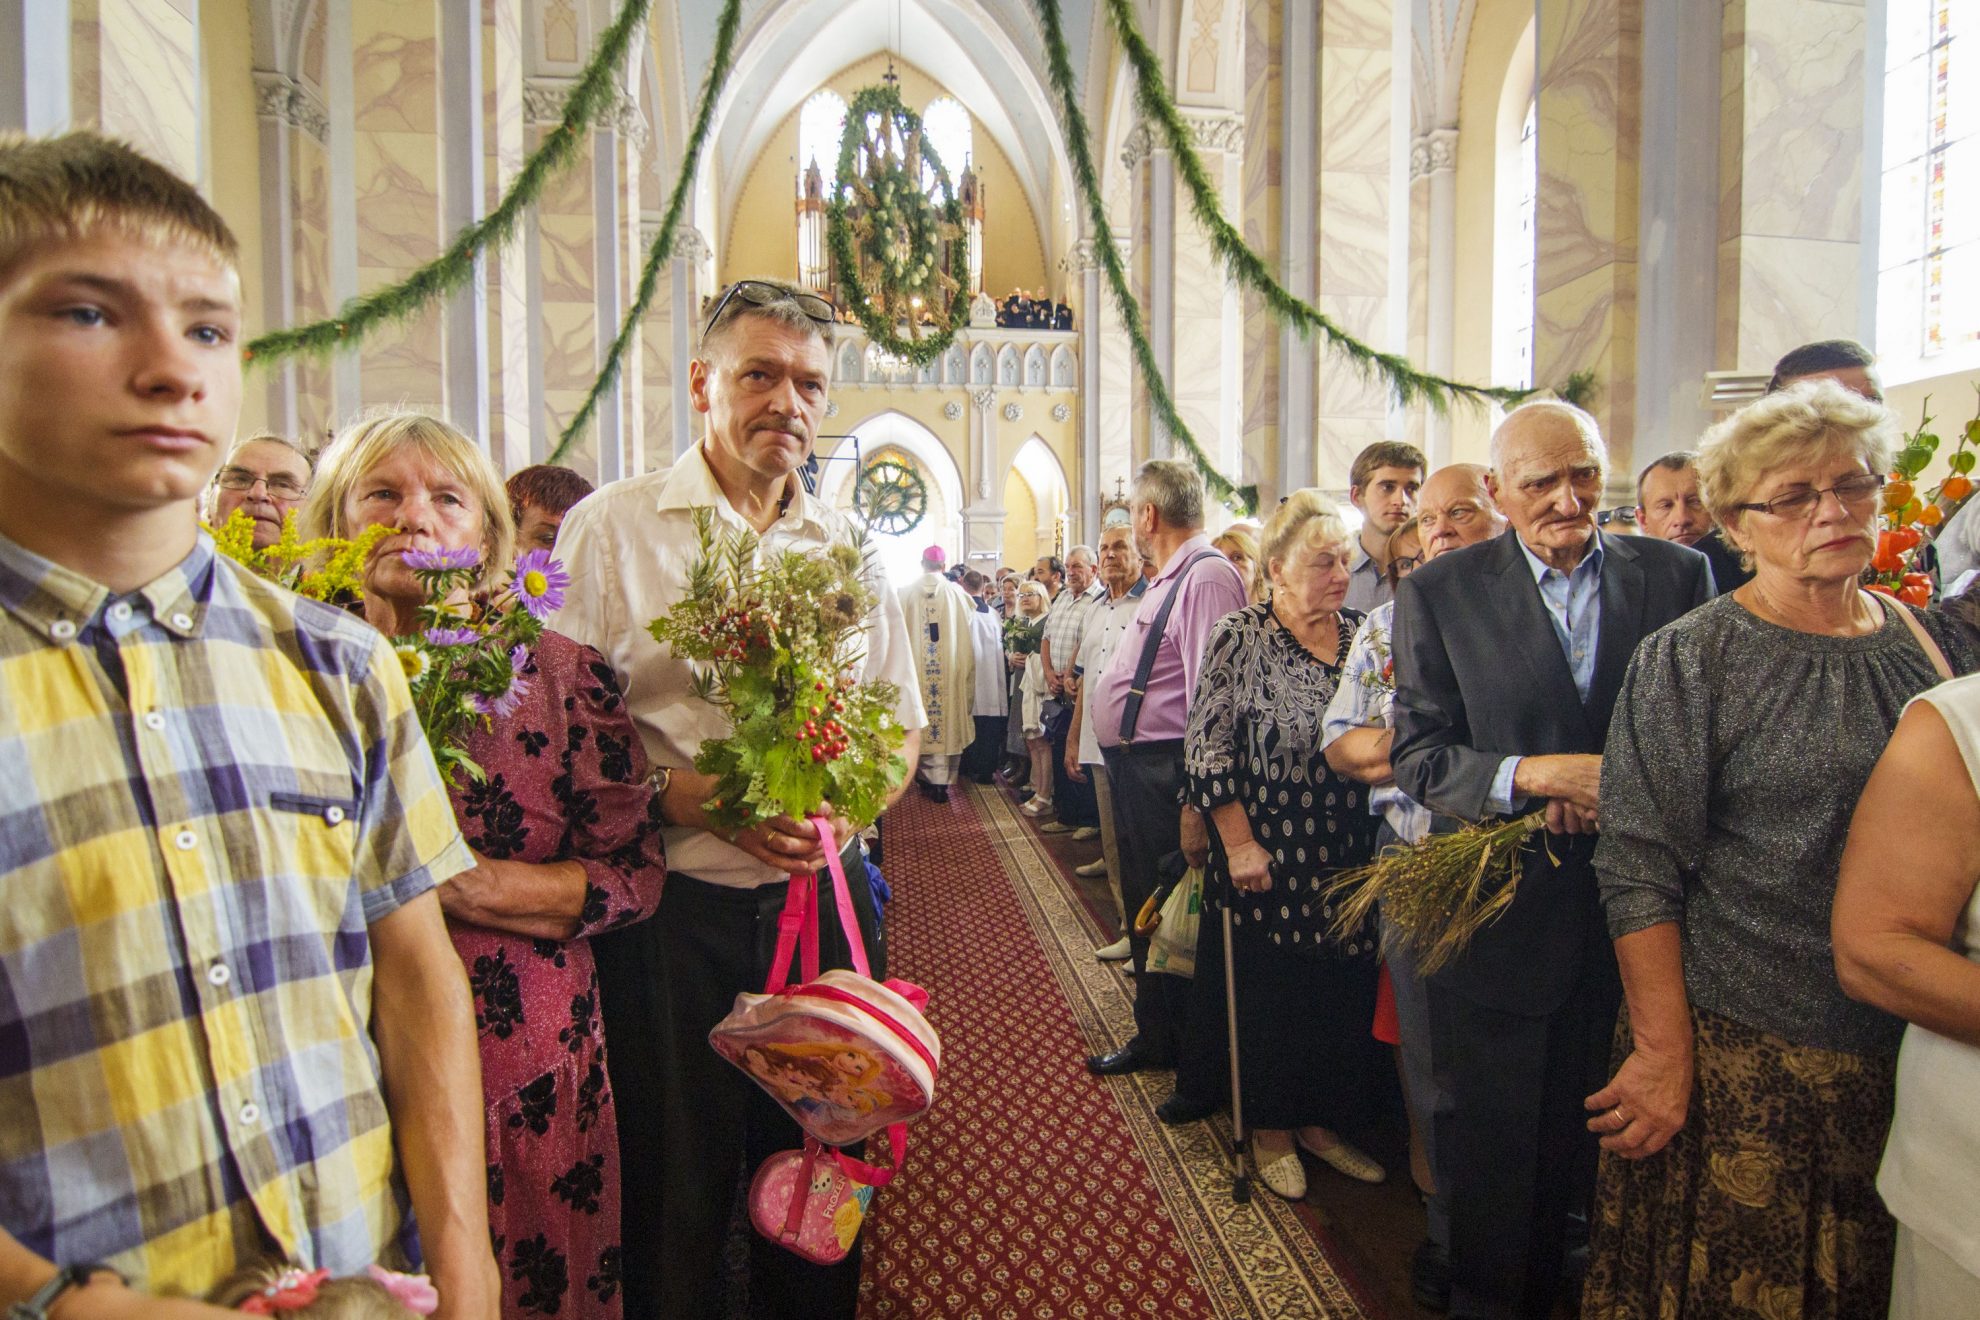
243;0;658;364
239;0;1557;514
827;84;972;368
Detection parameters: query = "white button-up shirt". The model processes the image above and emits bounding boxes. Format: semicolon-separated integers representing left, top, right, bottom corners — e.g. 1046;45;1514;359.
551;444;926;888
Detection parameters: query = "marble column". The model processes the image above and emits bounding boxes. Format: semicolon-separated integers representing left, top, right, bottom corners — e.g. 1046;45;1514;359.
251;69;332;440
1715;0;1867;377
439;0;488;446
67;0;199;181
1314;0;1396;489
1244;0;1298;503
663;226;710;461
351;0;444;411
0;1;72;135
526;76;599;478
1172;112;1247;488
962;386;1006;560
1123;124;1173;463
485;0;532;474
1534;0;1642;477
1408;127;1458;464
1068;238;1106;543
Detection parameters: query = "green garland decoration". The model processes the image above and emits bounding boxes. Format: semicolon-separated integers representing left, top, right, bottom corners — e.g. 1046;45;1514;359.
1089;0;1536;417
1031;0;1256;513
548;0;744;462
827;85;972;368
244;0;655;364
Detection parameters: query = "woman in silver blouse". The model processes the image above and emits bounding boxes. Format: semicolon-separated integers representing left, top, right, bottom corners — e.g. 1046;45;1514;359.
1580;381;1971;1318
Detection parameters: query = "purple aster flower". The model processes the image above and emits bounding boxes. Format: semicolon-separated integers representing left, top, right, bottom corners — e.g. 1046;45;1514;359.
472;644;533;719
512;549;570;620
400;545;480;572
423;626;478;647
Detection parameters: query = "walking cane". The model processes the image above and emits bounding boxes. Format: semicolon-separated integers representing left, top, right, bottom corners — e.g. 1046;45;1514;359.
1222;900;1251;1203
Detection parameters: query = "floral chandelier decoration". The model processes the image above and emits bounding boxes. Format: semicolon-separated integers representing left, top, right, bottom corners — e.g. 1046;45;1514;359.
828;83;971;368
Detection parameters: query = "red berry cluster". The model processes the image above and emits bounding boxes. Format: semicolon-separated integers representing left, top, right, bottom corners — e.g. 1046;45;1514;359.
698;605;771;663
803;679;852;762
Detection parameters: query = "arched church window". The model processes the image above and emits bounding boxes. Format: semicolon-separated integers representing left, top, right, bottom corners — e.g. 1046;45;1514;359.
1876;1;1978;383
920;97;972;197
1493;97;1539;390
798;90;848;192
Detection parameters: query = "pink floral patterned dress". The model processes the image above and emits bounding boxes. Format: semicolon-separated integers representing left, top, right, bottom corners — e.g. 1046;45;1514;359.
444;630;666;1318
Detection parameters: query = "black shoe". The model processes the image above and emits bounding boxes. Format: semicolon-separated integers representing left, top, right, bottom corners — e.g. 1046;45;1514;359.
1085;1045;1165;1076
929;784;950;803
1154;1092;1217;1125
1410;1238;1451;1313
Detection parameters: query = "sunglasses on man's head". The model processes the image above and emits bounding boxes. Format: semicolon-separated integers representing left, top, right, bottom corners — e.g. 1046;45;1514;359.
702;280;836;338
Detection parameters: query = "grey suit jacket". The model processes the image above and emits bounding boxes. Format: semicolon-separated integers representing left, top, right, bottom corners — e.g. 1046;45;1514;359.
1391;527;1714;1015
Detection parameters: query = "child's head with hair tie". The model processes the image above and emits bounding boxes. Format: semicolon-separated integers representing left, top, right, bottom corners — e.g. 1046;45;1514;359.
208;1262;438;1317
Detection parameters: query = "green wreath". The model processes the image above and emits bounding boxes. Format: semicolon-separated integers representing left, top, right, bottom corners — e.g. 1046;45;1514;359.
853;456;930;535
829;84;971;367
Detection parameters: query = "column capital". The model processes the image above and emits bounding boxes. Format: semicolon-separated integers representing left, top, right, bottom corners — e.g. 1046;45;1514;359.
253;70;329;144
524;77;648;149
1181;110;1246;154
971;386;998;412
674;226;712;263
1408;127;1459;182
1060;237;1102;273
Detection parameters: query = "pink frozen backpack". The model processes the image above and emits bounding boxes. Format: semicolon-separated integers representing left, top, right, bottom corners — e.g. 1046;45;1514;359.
709;820;941;1262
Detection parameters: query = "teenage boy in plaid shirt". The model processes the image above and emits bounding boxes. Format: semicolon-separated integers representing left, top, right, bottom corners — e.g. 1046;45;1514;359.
0;133;497;1319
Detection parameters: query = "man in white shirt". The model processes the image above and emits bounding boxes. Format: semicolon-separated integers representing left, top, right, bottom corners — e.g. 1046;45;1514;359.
896;545;977;802
1039;545;1103;832
1064;524;1144;957
961;569;1010;783
551;278;925;1320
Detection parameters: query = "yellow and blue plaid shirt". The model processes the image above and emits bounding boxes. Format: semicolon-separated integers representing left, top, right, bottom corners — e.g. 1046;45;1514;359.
0;531;473;1292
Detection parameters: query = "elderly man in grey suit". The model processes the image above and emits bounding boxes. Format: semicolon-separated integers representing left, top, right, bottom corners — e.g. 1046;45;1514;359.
1391;402;1714;1319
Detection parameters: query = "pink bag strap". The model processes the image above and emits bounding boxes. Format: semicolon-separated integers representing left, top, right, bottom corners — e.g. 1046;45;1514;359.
761;817;871;993
827;1123;908;1188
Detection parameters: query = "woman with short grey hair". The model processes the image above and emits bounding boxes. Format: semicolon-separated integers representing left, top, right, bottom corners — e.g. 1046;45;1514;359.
1580;379;1976;1317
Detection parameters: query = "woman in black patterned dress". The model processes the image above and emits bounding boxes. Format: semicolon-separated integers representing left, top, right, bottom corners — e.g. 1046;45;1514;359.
1166;490;1387;1202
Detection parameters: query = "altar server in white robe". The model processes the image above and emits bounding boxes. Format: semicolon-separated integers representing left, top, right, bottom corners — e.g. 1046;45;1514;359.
897;546;978;801
963;569;1009;782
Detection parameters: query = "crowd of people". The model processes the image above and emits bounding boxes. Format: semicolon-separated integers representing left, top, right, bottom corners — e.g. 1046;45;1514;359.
994;288;1072;331
5;127;1980;1320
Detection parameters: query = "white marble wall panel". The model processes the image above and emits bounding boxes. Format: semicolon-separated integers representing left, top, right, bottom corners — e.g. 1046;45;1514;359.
71;0;199;181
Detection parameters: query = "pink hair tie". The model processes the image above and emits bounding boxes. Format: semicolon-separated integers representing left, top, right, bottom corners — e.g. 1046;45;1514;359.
365;1265;439;1315
238;1267;330;1314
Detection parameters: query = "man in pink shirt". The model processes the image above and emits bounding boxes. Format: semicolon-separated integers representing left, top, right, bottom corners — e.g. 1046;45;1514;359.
1086;460;1250;1074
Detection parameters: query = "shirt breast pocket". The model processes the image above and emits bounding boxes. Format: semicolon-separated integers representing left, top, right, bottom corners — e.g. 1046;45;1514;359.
258;790;363;921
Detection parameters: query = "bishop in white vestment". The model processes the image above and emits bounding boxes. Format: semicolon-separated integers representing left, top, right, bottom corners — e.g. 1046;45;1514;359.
896;547;978;800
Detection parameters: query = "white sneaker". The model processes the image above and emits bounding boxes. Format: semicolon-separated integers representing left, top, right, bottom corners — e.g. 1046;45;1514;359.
1299;1135;1386;1184
1072;826;1100;841
1021;797;1053;817
1074;858;1108;878
1039;820;1072;834
1094;936;1132;961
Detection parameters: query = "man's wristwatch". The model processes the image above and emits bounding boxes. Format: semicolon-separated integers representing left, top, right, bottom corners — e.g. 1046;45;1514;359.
9;1264;123;1319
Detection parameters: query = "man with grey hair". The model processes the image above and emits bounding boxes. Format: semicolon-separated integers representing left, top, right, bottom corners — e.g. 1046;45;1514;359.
1391;403;1712;1319
554;277;925;1319
1084;461;1248;1075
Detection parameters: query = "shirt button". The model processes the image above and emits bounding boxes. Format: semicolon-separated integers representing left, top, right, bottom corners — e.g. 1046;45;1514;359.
49;619;76;641
207;962;232;987
323;805;346;826
174;829;198;851
107;601;133;622
170;612;193;631
143;711;166;732
238;1101;261;1126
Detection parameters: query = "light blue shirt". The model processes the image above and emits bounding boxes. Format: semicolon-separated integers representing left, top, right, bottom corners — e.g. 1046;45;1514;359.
1485;537;1605;814
1321;601;1433;843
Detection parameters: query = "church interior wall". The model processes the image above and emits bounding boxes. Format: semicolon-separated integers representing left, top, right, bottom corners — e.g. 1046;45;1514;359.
1001;466;1039;566
202;0;267;436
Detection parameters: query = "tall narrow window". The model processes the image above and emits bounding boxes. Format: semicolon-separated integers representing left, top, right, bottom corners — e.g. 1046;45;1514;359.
1879;2;1979;382
1494;98;1539;390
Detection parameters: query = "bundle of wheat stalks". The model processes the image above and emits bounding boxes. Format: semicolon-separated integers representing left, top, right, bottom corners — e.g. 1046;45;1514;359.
1321;811;1548;975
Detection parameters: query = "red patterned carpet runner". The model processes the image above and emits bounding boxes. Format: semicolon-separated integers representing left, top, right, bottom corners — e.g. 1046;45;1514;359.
857;785;1375;1318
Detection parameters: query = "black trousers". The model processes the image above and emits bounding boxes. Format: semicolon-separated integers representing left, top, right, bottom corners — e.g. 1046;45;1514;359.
1428;955;1619;1319
1047;704;1097;826
1099;740;1186;1064
962;714;1005;780
592;855;884;1320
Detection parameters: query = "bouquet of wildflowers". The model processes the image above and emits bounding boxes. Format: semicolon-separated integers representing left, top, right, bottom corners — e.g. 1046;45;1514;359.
206;509;392;602
647;507;908;834
391;545;571;785
1001;614;1043;656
